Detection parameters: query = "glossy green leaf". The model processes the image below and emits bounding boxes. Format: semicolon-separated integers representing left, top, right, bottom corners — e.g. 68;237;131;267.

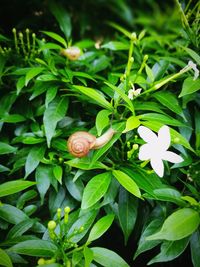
43;96;68;147
146;208;200;241
53;165;63;184
25;67;44;86
1;114;26;123
73;85;113;111
9;240;57;257
25;145;46;177
87;214;114;242
153;188;186;206
41;31;67;47
112;170;141;198
0;248;13;267
96;109;111;136
49;1;71;39
6;219;35;239
122;116;140;133
179;77;200;97
0;180;35;198
118;188;138;244
45;86;58;108
190;230;200;267
102;41;129;50
182;47;200;65
0;142;17;155
84;246;93;267
153;91;182;115
91;247;129;267
0;204;29;224
81;172;112;209
148;237;189;265
66;158;110;170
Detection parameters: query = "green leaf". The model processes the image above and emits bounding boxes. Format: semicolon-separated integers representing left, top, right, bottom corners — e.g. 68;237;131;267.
0;180;35;198
182;47;200;65
53;165;63;184
102;41;129;51
122;116;140;133
134;219;163;260
190;230;200;267
148;237;189;265
25;145;46;177
104;81;134;113
1;114;26;123
81;172;112;209
145;64;154;82
66;158;109;170
43;96;68;147
146;208;200;241
153;91;183;116
41;31;67;47
25;67;44;86
112;170;141;198
9;240;57;257
0;142;17;155
0;248;13;267
91;247;129;267
35;165;53;203
45;86;58;108
72;85;113;111
179;77;200;97
96;110;111;136
139;113;187;127
49;1;71;39
153;188;186;206
118;188;138;244
0;204;29;224
6;219;35;239
87;214;114;243
84;246;93;267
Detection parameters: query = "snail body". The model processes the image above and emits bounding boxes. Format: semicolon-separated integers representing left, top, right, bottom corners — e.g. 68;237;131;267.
60;46;81;61
67;128;116;158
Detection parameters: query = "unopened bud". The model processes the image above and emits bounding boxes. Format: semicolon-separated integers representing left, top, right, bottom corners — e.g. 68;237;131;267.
131;32;137;41
132;144;139;150
48;220;56;230
174;137;180;143
38;258;45;265
57;208;62;219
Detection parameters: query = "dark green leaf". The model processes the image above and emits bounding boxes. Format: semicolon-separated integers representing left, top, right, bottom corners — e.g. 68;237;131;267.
190;230;200;267
0;204;29;224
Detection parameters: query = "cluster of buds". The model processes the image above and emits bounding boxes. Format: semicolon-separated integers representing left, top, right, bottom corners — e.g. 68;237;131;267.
37;257;56;265
127;142;139;159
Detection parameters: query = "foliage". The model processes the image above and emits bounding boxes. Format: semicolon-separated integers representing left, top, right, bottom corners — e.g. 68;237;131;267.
0;0;200;266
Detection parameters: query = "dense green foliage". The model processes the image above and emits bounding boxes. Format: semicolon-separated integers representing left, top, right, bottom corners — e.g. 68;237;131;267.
0;0;200;266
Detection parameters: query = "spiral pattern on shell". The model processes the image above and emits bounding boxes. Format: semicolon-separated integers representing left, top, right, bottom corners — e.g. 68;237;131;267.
67;131;96;158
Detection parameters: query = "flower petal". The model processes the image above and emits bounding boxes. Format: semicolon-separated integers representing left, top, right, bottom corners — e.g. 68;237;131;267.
138;126;157;143
150;157;164;177
138;144;152;160
162;151;183;163
158;125;171;150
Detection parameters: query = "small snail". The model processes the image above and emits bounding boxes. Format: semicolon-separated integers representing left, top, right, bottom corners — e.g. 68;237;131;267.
60;46;81;61
67;128;116;158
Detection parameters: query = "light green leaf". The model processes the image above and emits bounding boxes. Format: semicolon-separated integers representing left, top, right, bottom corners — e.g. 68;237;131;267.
0;204;29;224
9;240;57;257
179;77;200;97
25;67;44;86
190;230;200;267
1;114;26;123
153;188;186;206
43;96;68;147
87;214;114;242
0;142;17;155
0;180;35;198
102;41;129;51
25;145;46;177
84;246;93;267
0;248;13;267
45;86;58;108
66;158;110;170
91;247;130;267
49;1;71;39
146;208;200;241
81;172;112;209
96;110;111;136
41;31;67;47
112;170;141;198
53;165;63;184
148;237;189;265
122;116;140;133
182;47;200;65
73;85;113;111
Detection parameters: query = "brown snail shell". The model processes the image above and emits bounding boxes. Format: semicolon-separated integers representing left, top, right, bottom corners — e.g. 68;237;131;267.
67;128;116;158
67;131;96;158
60;46;81;61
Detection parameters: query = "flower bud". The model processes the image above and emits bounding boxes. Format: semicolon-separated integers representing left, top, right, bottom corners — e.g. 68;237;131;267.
48;220;56;230
174;137;180;143
132;144;139;150
38;258;45;265
57;208;62;219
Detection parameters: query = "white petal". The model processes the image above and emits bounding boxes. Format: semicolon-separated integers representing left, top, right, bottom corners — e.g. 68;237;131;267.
138;144;152;160
138;126;157;143
158;125;171;150
150;157;164;177
162;151;183;163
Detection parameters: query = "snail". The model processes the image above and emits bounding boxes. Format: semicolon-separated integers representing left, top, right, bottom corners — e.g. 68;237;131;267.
60;46;81;61
67;128;116;158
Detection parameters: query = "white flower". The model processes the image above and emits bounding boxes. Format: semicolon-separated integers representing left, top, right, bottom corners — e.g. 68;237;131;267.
128;85;142;100
188;60;199;80
137;125;183;177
